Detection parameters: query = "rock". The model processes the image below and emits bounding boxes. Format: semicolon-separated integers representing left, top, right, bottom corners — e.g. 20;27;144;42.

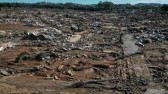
35;52;51;61
0;47;4;52
58;65;64;71
123;34;139;55
52;28;62;34
67;70;73;76
23;33;53;40
35;65;44;71
39;34;54;40
22;27;62;40
142;39;152;44
135;42;144;47
144;89;166;94
60;47;68;52
84;68;94;73
71;25;79;32
163;55;168;61
0;42;16;52
0;30;6;36
54;76;59;80
0;70;10;76
82;54;87;57
22;33;37;40
164;83;168;89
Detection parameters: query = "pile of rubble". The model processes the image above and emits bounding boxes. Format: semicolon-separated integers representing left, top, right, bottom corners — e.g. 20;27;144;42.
127;27;168;47
22;27;62;40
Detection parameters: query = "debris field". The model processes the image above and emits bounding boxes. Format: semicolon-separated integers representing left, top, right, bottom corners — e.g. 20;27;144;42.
0;8;168;94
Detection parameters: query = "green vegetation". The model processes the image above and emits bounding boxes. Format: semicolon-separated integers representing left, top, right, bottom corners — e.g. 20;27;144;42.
161;4;168;12
0;2;167;13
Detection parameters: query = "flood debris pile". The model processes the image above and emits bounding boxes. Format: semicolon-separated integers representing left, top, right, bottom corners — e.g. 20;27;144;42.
0;8;168;94
0;42;16;52
127;27;167;47
22;27;62;41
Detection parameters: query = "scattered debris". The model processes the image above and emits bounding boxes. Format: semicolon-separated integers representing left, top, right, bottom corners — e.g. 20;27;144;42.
0;70;10;76
0;7;167;94
0;42;16;52
67;70;73;76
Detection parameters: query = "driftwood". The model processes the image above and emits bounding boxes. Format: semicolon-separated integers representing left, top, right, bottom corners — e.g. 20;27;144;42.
64;77;148;92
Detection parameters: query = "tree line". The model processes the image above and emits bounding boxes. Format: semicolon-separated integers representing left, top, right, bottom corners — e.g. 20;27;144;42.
0;2;115;11
0;1;167;12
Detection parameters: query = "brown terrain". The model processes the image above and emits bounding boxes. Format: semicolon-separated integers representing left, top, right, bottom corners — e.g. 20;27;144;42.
0;8;168;94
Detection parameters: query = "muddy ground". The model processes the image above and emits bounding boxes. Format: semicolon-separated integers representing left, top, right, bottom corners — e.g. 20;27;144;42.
0;8;168;94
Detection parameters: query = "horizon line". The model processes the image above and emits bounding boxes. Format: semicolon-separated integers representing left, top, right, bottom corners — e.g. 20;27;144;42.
0;1;167;5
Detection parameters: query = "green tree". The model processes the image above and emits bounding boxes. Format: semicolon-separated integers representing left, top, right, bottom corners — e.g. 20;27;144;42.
97;1;114;10
161;4;168;12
